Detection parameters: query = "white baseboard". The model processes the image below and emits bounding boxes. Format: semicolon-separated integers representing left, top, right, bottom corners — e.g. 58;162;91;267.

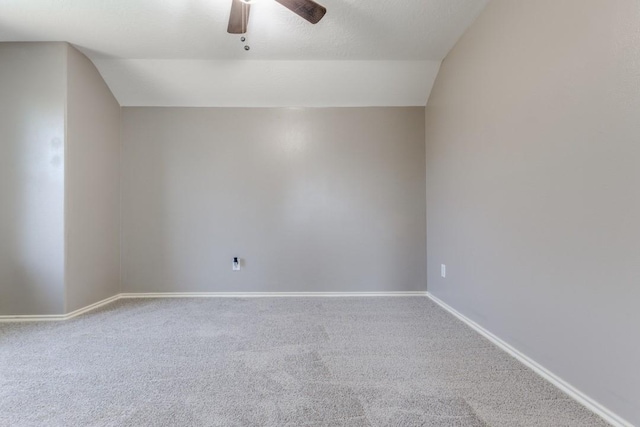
119;291;427;298
426;292;631;427
0;294;121;323
1;290;630;425
0;292;427;322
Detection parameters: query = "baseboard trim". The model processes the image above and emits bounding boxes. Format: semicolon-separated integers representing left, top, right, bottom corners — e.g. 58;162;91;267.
426;292;631;427
1;290;629;425
119;291;428;298
0;292;427;322
0;294;121;323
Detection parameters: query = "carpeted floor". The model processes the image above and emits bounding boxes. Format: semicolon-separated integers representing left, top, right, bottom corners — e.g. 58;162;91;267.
0;297;608;426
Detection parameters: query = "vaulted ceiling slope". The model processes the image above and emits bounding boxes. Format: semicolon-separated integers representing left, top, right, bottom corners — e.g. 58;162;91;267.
0;0;488;107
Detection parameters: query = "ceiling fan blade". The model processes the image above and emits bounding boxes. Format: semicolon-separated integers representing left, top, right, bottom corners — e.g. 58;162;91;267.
227;0;250;34
275;0;327;24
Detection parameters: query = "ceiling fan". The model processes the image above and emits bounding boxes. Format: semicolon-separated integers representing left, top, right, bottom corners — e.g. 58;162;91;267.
227;0;327;34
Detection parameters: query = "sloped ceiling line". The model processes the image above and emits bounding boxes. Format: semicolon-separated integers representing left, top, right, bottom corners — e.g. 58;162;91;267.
0;0;489;106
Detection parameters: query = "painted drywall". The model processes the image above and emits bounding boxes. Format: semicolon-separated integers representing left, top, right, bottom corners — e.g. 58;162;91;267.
425;0;640;424
0;0;489;107
94;60;441;108
0;0;488;60
0;43;66;315
65;45;121;313
122;107;426;293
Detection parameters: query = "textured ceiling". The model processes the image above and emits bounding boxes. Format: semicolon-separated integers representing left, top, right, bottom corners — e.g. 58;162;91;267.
0;0;488;106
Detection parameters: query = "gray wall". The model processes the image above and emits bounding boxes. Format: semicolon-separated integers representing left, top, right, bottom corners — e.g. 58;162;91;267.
0;42;121;316
0;43;67;315
65;45;121;312
425;0;640;424
122;107;426;293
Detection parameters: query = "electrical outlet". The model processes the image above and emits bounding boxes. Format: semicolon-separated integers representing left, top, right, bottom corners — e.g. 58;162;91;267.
441;264;446;278
233;257;240;271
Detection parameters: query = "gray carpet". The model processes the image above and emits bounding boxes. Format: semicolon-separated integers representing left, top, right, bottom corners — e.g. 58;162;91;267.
0;297;608;427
